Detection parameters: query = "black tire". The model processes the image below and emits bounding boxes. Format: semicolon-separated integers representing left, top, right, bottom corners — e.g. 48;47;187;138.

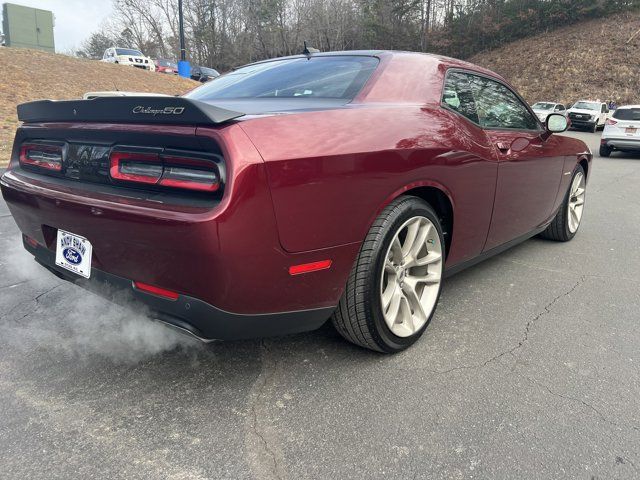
590;122;597;133
539;164;585;242
332;196;445;353
599;145;612;157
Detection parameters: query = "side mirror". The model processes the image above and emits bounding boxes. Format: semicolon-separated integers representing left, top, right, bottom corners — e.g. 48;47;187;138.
546;113;568;133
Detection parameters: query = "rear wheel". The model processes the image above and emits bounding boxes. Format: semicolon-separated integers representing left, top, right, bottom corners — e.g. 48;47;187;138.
540;164;586;241
599;145;612;157
332;197;444;353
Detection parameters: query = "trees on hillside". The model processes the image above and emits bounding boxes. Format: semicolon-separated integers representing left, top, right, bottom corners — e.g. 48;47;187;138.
77;0;640;70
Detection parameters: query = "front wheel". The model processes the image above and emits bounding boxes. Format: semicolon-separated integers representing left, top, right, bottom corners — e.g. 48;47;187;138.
540;164;586;241
332;197;445;353
590;122;597;133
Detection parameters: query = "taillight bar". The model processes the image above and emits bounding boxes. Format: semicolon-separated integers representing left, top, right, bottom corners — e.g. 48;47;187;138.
109;149;221;192
109;151;162;184
19;143;64;171
159;155;220;192
605;118;618;126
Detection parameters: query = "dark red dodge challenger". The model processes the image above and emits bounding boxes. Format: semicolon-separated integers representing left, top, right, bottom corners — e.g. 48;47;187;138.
1;51;591;353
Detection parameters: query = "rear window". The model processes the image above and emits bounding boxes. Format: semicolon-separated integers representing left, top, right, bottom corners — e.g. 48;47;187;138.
185;56;379;101
613;108;640;120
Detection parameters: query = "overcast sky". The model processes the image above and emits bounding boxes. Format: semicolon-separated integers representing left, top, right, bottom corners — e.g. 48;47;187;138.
1;0;115;52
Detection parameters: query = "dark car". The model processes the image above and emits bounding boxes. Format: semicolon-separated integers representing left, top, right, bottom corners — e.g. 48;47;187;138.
190;65;220;82
155;58;178;74
0;51;591;353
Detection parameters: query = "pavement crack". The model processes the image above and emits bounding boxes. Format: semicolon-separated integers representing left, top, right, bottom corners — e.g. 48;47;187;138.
1;284;63;322
527;377;640;436
429;276;586;375
245;339;284;480
508;275;586;356
34;284;63;304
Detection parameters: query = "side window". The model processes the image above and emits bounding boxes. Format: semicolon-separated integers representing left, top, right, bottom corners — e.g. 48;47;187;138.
601;104;607;113
558;104;565;111
442;72;479;124
468;75;539;130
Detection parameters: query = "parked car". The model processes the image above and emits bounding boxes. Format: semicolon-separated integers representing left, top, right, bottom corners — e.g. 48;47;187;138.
531;102;566;123
155;58;178;74
567;100;610;132
600;105;640;157
1;51;591;353
191;65;220;82
101;47;156;72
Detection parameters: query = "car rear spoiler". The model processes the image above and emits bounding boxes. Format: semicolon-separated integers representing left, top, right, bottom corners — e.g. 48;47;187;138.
17;96;244;125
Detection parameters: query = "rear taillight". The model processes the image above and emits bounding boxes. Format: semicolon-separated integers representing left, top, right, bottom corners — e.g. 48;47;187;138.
606;118;617;126
109;150;221;192
159;156;220;192
19;143;63;171
110;151;162;184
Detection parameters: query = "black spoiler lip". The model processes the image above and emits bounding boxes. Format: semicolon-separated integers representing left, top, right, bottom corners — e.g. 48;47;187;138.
17;96;244;125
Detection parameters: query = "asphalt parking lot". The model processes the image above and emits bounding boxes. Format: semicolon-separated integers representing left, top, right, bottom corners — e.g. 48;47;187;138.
1;130;639;480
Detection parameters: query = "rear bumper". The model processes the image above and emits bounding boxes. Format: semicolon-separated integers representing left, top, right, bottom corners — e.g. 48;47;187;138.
26;238;333;340
602;137;640;151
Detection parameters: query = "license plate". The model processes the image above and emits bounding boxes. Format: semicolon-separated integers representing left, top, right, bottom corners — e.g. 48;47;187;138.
625;127;637;134
55;229;92;278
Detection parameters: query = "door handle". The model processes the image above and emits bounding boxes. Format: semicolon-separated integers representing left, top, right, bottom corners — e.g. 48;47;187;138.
495;142;510;153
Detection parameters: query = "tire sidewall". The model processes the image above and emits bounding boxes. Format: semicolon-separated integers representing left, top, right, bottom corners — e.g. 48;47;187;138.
367;199;445;352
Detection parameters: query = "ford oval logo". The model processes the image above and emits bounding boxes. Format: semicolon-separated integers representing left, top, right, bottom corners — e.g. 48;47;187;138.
63;247;82;265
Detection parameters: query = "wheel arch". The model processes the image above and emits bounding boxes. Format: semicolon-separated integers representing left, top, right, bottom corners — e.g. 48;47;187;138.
376;182;454;258
578;157;589;180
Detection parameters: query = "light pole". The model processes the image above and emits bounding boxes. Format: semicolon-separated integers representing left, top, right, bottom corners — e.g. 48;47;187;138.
177;0;191;78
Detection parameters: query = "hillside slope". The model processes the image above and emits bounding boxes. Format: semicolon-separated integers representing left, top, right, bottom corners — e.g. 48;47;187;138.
0;48;198;167
470;12;640;105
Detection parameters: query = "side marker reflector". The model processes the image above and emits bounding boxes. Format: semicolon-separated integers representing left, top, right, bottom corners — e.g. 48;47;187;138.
133;281;179;300
289;260;332;276
24;235;39;248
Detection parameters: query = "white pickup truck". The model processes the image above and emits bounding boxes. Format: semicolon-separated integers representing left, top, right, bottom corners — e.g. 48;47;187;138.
567;100;611;133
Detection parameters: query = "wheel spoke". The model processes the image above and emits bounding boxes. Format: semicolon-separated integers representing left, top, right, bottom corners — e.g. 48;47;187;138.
403;281;426;322
398;294;415;334
385;289;402;326
570;207;579;225
390;237;403;263
381;280;396;310
401;219;421;258
412;250;442;267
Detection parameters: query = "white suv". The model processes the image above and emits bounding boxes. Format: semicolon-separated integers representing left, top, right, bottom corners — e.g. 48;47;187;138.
101;47;156;72
567;100;610;133
600;105;640;157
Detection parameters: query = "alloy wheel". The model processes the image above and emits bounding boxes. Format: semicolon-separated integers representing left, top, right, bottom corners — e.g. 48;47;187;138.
568;171;586;233
380;216;443;337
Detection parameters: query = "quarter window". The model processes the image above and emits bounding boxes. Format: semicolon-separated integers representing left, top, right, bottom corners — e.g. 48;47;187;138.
441;72;480;124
